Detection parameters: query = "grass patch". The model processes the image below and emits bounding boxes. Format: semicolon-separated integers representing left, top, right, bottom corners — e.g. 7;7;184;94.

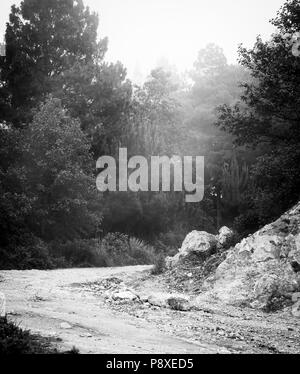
0;317;78;354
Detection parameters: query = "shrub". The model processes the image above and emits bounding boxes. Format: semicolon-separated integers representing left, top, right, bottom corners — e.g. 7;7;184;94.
97;233;155;267
0;317;80;354
0;238;54;270
50;239;106;268
151;254;166;275
128;237;155;264
153;231;185;259
0;316;57;354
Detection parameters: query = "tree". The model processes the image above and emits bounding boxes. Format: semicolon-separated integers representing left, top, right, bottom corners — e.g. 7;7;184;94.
128;67;183;156
185;44;250;229
216;0;300;232
55;59;132;158
0;0;107;127
20;97;102;241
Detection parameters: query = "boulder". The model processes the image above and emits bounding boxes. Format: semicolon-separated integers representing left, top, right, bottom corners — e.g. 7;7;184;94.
208;202;300;309
180;231;217;256
217;226;234;248
166;231;217;268
0;292;5;317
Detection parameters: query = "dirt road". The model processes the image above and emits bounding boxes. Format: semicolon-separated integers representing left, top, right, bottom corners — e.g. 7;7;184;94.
1;266;300;354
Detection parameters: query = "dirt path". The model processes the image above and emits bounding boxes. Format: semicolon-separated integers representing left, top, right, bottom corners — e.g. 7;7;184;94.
0;266;224;353
1;266;300;354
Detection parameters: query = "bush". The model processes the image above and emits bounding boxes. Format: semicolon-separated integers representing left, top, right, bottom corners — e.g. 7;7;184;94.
97;233;155;267
50;239;107;268
0;238;54;270
153;230;186;258
128;237;155;264
0;317;80;354
151;254;166;275
0;316;57;354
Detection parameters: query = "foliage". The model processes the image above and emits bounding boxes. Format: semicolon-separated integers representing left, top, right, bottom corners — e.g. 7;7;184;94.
0;237;54;270
216;0;300;233
0;316;79;354
97;233;155;267
151;254;166;275
20;97;102;241
0;316;57;354
0;0;106;127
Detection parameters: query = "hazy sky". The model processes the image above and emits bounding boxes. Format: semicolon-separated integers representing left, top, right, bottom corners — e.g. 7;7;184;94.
0;0;285;82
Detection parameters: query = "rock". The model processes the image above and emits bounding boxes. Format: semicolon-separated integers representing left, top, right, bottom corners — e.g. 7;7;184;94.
0;292;6;317
139;294;149;302
217;226;234;248
180;231;217;256
292;300;300;317
112;290;137;301
148;294;169;308
60;322;72;329
208;202;300;309
166;231;217;268
292;292;300;303
168;297;191;311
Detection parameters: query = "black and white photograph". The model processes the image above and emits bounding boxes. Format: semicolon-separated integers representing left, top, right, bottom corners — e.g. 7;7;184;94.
0;0;300;358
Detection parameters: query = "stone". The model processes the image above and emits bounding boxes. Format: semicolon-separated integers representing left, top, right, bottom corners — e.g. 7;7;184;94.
139;294;149;302
180;231;217;256
0;292;6;317
217;226;234;247
112;290;137;301
292;300;300;318
166;231;217;269
167;297;191;311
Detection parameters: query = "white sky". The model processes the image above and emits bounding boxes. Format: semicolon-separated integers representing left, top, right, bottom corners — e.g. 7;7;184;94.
0;0;285;82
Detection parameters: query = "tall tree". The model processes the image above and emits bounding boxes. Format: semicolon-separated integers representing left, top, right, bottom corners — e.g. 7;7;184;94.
0;0;106;127
216;0;300;231
21;97;102;241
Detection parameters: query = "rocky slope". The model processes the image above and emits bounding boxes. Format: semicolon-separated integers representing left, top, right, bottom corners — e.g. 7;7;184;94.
166;202;300;315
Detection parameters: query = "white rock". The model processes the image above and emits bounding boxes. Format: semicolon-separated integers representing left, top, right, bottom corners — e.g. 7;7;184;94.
180;231;217;256
217;226;234;247
112;290;137;301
